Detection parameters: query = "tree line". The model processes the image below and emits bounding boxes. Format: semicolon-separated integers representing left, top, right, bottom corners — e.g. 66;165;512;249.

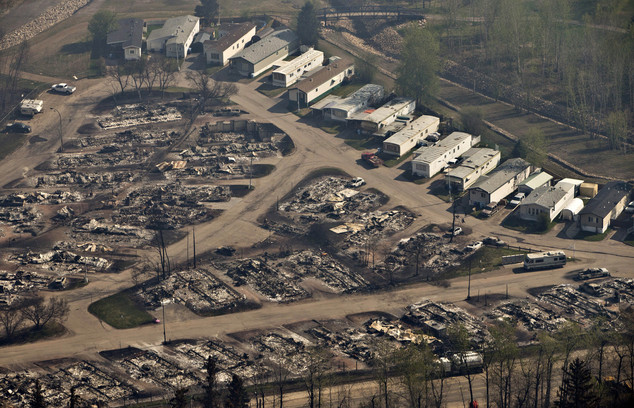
437;0;633;149
0;294;69;343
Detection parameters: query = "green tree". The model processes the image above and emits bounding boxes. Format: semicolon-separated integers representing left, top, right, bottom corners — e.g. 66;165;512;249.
297;1;320;47
556;358;598;408
606;110;628;151
514;128;548;166
87;10;117;59
195;0;220;26
396;24;439;105
225;374;249;408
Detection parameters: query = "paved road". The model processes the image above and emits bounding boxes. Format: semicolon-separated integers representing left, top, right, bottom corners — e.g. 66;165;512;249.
0;69;633;370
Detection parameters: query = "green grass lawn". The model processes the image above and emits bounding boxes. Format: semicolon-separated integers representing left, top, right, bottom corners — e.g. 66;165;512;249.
0;322;66;346
502;215;557;234
88;292;154;329
329;82;365;97
382;148;414;168
343;133;380;150
0;133;28;161
446;247;529;278
256;83;286;98
575;228;612;242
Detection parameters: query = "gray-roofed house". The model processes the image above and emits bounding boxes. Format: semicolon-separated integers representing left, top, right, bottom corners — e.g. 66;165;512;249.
321;84;384;121
288;59;355;107
107;18;145;60
383;115;440;158
517;171;553;195
579;181;630;233
229;29;299;77
519;182;575;222
147;15;200;59
411;131;478;177
468;158;532;207
204;23;256;65
445;148;501;192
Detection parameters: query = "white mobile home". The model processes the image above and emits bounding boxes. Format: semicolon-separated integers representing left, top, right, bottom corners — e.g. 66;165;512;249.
382;115;440;157
322;84;384;121
351;97;416;134
229;29;299;77
517;171;553;195
288;59;354;107
519;182;575;222
579;181;630;233
272;48;324;87
204;23;256;65
468;158;532;207
445;148;501;192
410;132;477;178
147;15;200;59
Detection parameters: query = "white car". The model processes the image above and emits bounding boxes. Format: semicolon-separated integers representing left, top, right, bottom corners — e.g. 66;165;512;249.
625;201;634;213
51;83;76;94
465;241;483;251
348;177;365;188
451;227;463;236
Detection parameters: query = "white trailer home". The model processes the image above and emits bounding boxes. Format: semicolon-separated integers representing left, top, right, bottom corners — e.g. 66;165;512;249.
410;132;477;178
272;48;324;87
468;158;532;207
382;115;440;157
351;97;416;135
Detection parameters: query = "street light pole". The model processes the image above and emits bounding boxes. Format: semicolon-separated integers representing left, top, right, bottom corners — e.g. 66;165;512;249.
50;107;63;152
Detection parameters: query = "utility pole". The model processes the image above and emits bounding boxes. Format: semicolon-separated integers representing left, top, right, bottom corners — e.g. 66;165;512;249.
162;302;166;344
50;107;63;152
249;154;254;190
192;226;196;268
467;258;471;300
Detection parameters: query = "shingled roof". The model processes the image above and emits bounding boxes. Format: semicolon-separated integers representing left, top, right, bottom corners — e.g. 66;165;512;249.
107;18;144;49
579;181;629;218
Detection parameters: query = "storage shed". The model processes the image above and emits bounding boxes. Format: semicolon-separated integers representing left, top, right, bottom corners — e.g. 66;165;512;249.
561;198;584;221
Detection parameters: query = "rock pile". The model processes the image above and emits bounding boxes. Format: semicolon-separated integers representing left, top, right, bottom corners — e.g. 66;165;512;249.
0;0;89;51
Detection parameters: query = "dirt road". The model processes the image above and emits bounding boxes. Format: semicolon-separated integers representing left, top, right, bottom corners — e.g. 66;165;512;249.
0;68;633;370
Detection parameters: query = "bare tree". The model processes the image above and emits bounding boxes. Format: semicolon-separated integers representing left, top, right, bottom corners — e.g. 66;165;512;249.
304;346;330;408
0;303;24;339
0;37;29;115
186;70;238;112
371;339;397;408
156;56;179;97
153;230;171;281
21;295;69;330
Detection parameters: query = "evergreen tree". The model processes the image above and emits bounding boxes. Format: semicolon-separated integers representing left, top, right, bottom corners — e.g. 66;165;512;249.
297;1;320;47
87;10;118;59
203;356;219;408
195;0;220;26
225;374;248;408
30;379;46;408
170;387;188;408
556;358;598;408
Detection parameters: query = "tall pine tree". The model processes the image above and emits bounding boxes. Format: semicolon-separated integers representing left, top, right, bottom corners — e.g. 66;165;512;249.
556;358;598;408
297;1;320;47
203;356;219;408
225;374;248;408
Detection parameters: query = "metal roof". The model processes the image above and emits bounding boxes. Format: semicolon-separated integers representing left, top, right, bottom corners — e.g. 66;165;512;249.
324;84;384;113
446;148;499;180
273;48;323;75
107;18;144;49
384;115;439;146
521;184;569;208
579;181;630;218
230;29;298;64
469;158;531;194
203;22;255;52
412;131;471;164
291;59;354;93
563;197;584;215
147;15;199;46
353;97;415;124
519;171;553;190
